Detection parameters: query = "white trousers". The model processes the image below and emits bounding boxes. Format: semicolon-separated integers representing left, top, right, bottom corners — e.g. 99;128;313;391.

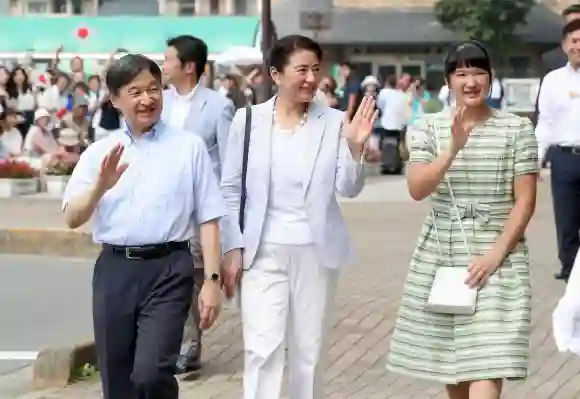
241;243;339;399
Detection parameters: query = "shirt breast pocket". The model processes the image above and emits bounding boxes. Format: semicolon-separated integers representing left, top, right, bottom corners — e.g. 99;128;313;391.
144;163;192;211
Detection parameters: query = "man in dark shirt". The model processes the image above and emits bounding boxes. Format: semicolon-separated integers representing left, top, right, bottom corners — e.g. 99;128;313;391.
337;62;361;121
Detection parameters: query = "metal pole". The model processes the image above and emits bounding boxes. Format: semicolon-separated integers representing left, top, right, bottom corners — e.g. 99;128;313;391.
260;0;274;100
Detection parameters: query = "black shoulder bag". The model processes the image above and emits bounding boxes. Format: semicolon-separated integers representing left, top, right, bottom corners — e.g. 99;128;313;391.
239;105;252;231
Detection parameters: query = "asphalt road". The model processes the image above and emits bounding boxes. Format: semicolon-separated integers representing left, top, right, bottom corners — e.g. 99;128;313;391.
0;254;94;377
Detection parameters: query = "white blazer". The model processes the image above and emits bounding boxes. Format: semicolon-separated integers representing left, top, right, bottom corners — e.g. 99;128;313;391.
220;97;365;270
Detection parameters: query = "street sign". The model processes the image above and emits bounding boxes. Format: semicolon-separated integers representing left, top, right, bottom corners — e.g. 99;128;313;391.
299;11;332;31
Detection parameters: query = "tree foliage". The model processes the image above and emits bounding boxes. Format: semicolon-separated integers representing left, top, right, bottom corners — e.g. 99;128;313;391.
434;0;535;50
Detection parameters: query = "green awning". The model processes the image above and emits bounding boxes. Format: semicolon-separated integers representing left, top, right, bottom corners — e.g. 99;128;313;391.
0;16;260;55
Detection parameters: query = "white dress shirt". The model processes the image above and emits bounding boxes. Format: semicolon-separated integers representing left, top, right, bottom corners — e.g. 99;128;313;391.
377;87;408;130
166;85;199;130
535;63;580;162
262;124;313;245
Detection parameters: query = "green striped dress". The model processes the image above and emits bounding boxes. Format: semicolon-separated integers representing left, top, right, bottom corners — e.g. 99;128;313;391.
387;109;538;384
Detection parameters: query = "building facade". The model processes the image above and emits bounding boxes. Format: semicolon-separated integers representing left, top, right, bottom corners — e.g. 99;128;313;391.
7;0;261;15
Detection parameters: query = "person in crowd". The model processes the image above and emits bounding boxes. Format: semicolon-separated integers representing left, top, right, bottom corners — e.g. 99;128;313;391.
244;68;267;105
337;61;361;120
62;54;226;399
90;97;123;142
6;66;36;137
162;34;237;374
376;75;408;147
387;40;538;399
25;108;78;167
50;46;86;82
87;74;106;114
0;108;24;157
361;75;380;98
317;76;339;108
409;77;432;125
61;94;90;146
0;66;10;93
535;18;580;282
533;4;580;128
57;127;84;155
218;74;246;109
220;34;377;399
37;72;70;115
486;69;504;109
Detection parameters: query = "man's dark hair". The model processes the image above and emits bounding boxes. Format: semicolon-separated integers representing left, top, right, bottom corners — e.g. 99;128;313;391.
105;54;162;96
563;4;580;17
166;35;208;79
340;61;354;70
386;75;398;88
563;18;580;38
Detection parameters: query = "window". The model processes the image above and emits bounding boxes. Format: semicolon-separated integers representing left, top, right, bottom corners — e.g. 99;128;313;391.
209;0;219;15
50;0;66;13
178;0;195;15
71;0;82;14
26;0;49;13
234;0;246;15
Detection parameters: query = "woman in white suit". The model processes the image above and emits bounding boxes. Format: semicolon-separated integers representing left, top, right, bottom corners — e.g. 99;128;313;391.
220;35;377;399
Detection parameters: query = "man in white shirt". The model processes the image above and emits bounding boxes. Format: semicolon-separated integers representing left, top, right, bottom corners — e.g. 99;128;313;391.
377;75;408;133
376;75;408;172
535;18;580;282
162;35;237;373
487;69;503;109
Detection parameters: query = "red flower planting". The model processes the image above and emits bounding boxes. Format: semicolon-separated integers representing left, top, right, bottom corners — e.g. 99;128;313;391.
0;160;38;179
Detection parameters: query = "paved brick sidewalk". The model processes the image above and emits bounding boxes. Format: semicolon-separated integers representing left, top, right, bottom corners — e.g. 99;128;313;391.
13;181;580;399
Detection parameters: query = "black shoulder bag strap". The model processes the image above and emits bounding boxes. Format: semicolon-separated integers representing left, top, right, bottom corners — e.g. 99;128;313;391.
239;105;252;231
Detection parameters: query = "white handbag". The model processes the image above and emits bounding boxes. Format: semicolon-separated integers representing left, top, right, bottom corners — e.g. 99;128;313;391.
425;126;478;315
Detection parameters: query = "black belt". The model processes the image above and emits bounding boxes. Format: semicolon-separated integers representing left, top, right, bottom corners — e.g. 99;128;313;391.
554;145;580;155
102;241;190;260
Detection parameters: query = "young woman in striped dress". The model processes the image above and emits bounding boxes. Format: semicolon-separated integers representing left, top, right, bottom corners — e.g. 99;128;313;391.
386;40;539;398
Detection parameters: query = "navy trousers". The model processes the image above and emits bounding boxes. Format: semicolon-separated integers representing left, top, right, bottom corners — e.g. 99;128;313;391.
551;146;580;277
93;246;193;399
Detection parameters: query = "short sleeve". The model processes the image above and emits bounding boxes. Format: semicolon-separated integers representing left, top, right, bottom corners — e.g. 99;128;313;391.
192;137;228;224
408;116;436;164
62;147;99;210
514;118;539;176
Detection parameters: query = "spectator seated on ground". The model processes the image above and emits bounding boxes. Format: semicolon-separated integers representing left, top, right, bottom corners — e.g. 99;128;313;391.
25;108;79;169
57;128;84;156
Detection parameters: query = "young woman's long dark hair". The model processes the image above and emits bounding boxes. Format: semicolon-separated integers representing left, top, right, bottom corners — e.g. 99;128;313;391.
6;66;32;99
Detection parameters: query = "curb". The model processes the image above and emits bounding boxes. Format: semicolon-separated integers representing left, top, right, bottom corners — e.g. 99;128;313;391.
0;228;98;258
32;342;97;390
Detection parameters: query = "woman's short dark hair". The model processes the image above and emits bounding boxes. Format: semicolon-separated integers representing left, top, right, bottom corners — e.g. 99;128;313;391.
105;54;162;96
444;40;492;80
267;35;323;72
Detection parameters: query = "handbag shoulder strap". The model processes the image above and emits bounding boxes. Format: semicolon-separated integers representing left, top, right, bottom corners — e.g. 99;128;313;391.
239;105;252;231
431;122;471;257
